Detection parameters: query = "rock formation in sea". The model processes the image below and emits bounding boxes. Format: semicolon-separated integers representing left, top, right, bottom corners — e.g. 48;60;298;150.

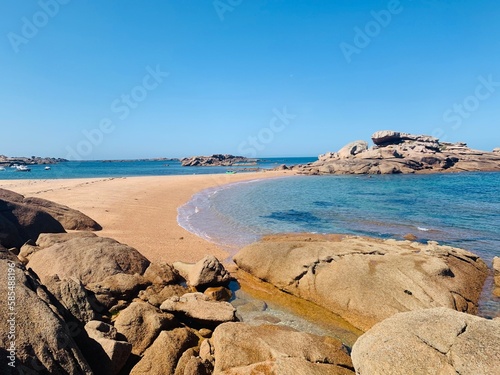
292;130;500;174
181;154;256;167
234;233;489;331
0;154;67;166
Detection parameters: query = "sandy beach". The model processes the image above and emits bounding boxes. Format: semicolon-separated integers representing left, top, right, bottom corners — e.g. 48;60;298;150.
0;170;292;264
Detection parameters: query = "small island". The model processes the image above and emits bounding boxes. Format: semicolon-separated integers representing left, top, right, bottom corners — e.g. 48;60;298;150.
0;155;67;167
292;130;500;175
181;154;257;167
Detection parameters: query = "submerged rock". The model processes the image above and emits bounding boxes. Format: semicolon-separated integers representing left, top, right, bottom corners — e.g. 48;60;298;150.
351;307;500;375
234;234;489;331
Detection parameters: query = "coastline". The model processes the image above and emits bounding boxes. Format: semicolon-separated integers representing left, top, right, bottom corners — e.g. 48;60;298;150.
0;170;293;263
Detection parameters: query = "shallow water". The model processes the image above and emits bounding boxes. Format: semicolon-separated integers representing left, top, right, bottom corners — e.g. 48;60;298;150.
178;172;500;318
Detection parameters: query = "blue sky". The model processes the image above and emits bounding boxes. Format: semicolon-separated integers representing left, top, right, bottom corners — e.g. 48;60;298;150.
1;0;499;159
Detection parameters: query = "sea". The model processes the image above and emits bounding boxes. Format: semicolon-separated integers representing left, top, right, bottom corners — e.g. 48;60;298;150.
178;172;500;318
0;157;315;180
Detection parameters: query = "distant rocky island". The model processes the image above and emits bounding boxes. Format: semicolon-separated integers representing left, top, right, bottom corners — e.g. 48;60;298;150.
291;130;500;175
101;158;179;163
0;155;67;166
181;154;257;167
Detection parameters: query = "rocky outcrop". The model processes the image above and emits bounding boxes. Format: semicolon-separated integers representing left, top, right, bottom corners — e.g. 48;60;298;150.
160;292;236;326
0;154;67;166
173;255;231;288
234;234;489;331
0;255;93;374
208;322;354;374
351;307;500;375
294;130;500;174
181;154;256;167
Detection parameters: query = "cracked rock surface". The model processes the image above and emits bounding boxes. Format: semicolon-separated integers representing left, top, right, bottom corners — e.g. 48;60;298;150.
234;234;489;331
209;322;355;374
351;307;500;375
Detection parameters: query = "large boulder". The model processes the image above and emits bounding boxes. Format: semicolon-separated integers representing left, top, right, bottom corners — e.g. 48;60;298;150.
337;140;369;159
27;236;150;286
130;328;199;375
23;196;102;231
0;255;93;374
173;255;230;288
209;322;354;374
234;234;489;331
27;235;152;312
0;188;101;250
114;301;177;355
160;292;236;325
0;198;65;248
371;130;402;145
351;307;500;375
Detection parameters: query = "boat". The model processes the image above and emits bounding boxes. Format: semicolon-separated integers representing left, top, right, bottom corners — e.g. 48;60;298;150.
44;166;51;170
16;165;31;172
0;167;5;171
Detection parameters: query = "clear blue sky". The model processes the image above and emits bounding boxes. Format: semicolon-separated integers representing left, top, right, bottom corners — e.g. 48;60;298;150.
1;0;499;160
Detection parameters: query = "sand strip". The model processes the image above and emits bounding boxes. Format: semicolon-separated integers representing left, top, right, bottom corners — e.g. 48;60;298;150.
0;170;292;263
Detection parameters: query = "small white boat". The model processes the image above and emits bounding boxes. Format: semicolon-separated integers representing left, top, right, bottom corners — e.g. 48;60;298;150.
16;165;31;172
44;166;51;170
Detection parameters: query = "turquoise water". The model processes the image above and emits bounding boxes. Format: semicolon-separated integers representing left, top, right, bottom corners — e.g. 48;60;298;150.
0;157;315;180
178;172;500;318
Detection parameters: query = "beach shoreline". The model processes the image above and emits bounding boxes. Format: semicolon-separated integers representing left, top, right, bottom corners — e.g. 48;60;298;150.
0;170;293;264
